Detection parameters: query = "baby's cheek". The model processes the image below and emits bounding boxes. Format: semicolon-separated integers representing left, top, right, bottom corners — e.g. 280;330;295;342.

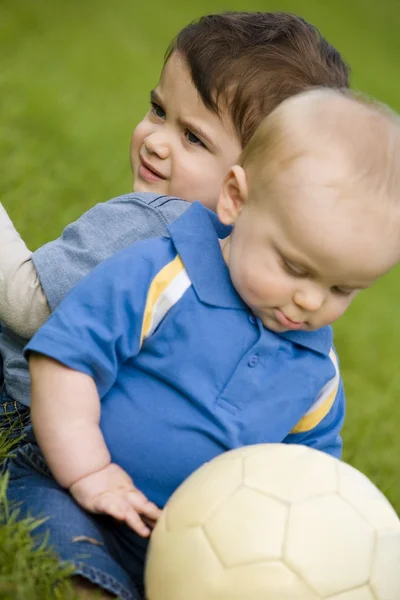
242;274;272;307
321;301;348;327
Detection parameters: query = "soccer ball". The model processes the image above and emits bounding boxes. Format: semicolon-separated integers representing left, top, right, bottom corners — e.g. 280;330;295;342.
145;444;400;600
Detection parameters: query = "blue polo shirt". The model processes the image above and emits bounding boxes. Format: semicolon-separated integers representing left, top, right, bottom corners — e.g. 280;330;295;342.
26;202;345;508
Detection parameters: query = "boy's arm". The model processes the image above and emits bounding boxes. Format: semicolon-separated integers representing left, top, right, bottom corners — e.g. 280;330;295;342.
0;204;50;337
284;350;345;459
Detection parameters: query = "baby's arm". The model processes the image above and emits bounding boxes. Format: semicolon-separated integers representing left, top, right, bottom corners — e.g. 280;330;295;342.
0;204;50;337
25;239;173;532
30;353;160;536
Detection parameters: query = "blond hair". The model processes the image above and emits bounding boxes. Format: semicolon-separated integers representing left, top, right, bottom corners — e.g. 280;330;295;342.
240;88;400;205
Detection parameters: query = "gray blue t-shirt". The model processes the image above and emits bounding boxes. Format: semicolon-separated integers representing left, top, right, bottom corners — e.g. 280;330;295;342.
0;193;188;406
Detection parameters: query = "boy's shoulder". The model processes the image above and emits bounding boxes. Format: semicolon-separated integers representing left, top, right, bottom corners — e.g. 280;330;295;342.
65;192;190;240
32;193;190;313
104;192;189;225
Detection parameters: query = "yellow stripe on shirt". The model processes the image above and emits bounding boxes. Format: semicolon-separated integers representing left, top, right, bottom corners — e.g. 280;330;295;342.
140;254;191;346
291;349;340;434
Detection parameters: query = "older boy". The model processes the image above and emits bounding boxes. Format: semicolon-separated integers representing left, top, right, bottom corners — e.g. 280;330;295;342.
0;12;349;439
7;89;400;600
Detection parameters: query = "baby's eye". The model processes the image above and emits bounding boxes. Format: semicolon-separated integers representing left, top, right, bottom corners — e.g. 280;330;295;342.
282;259;308;277
150;102;166;119
331;286;353;297
185;130;205;147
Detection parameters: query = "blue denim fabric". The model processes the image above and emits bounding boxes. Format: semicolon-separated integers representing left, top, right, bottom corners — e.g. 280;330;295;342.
0;385;30;441
4;439;148;599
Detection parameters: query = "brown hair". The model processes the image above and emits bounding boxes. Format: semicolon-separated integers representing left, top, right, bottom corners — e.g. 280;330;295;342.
165;12;350;147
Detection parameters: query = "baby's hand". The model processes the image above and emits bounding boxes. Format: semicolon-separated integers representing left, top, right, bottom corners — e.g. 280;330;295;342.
69;463;161;537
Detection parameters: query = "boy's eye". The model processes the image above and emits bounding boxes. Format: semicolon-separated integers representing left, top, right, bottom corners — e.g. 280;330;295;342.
150;102;165;119
185;130;205;147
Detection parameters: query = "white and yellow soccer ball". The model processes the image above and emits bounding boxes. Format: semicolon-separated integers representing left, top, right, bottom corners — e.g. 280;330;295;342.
145;444;400;600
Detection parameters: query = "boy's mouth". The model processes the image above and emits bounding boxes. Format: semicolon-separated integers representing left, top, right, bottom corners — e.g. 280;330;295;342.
138;156;167;182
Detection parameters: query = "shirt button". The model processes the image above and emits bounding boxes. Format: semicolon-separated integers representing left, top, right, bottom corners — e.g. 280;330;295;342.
249;314;256;325
248;355;259;367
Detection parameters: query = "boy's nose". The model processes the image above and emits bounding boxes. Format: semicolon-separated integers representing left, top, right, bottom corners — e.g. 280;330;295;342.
143;133;170;160
293;287;325;312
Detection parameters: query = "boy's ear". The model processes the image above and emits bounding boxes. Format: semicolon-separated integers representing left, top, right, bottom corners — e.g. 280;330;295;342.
217;165;248;225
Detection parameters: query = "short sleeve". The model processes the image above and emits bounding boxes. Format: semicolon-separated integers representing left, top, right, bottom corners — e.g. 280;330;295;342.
32;193;188;311
26;237;177;398
283;348;345;459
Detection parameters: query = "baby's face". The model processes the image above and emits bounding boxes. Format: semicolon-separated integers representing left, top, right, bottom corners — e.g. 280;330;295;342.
130;52;241;210
219;157;400;333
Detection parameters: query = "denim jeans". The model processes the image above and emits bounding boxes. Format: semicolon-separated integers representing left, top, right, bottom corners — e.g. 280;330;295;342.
4;438;148;599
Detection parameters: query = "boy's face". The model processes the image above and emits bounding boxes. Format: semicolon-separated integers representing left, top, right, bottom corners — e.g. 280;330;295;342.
130;53;241;210
218;161;399;333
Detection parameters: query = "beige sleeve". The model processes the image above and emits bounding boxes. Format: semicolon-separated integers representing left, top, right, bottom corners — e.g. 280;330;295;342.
0;203;50;338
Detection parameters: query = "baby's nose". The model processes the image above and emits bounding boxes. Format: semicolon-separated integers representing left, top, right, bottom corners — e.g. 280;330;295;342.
293;287;325;312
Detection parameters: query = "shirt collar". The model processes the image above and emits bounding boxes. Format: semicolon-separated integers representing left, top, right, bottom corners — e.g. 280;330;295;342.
168;202;333;356
167;202;245;310
278;327;333;356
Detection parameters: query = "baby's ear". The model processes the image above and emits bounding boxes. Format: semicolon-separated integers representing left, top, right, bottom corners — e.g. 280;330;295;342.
217;166;248;225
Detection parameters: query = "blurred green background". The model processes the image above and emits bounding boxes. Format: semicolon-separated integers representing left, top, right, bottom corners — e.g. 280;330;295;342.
1;0;400;511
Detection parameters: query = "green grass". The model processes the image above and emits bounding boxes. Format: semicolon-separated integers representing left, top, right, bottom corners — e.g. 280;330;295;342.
0;431;76;599
0;0;400;593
